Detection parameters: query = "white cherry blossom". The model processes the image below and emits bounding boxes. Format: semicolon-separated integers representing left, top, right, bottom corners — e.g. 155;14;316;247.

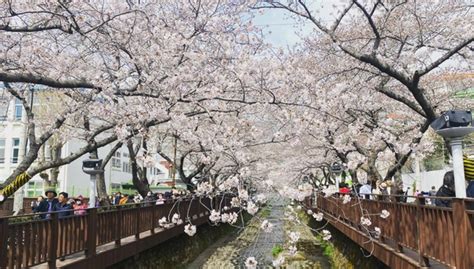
313;212;324;222
260;220;274;232
380;210;390;219
246;201;259;215
184;224;197;236
322;230;332;241
244;257;258;269
361;217;372;227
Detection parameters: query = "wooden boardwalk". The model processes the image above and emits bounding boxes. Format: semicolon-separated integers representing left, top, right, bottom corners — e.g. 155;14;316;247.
313;195;474;269
0;197;227;269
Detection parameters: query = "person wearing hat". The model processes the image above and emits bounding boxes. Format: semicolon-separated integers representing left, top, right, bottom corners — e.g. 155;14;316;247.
73;195;88;215
54;192;73;218
33;189;59;219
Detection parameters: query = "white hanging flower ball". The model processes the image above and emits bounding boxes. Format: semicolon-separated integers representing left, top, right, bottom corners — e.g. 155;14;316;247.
342;194;351;204
239;189;249;201
260;220;274;233
246;201;259;215
322;230;332;240
209;210;221;223
289;231;301;243
380;209;390;219
288;245;298;256
221;213;230;223
231;197;241;208
272;255;285;267
307;209;313;215
244;257;258;269
228;212;239;224
158;217;168;227
184;224;196;236
313;212;324;222
374;227;381;239
361;216;372;226
171;213;180;224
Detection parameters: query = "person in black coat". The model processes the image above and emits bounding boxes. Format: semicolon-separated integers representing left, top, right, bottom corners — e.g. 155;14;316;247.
34;189;59;219
434;171;455;207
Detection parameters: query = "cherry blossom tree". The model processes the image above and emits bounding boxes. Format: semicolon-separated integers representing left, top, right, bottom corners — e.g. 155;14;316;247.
0;0;266;200
252;0;473;188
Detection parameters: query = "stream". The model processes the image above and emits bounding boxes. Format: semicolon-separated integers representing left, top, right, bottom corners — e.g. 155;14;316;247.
187;195;331;268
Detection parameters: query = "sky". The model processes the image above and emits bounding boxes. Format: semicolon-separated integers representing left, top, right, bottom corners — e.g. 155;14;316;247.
251;1;347;48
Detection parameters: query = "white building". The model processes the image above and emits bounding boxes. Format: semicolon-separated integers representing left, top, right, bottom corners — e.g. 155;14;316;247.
0;93;176;198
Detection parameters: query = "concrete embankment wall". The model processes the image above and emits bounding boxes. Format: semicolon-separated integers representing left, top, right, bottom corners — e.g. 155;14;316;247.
109;220;243;269
308;214;389;269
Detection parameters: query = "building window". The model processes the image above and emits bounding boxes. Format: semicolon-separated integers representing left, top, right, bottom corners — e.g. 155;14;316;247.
14;98;22;120
12;138;20;163
149;168;161;175
112;151;121;168
0;95;8;121
0;139;5;163
122;162;132;173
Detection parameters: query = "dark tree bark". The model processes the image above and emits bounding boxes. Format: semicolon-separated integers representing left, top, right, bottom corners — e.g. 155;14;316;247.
127;140;150;197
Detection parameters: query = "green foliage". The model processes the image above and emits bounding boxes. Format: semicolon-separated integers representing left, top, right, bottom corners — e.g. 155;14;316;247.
7;216;35;224
421;134;449;172
271;244;284;257
260;206;271;218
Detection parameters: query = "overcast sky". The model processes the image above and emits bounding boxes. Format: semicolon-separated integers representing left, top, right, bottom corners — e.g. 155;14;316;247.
251;1;347;48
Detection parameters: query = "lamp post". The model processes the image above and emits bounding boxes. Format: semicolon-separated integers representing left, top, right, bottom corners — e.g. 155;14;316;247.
436;127;474;198
82;159;103;207
331;162;342;190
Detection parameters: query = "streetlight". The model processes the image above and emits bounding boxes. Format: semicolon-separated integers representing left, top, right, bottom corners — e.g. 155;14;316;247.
432;110;473;198
82;159;103;207
331;162;343;190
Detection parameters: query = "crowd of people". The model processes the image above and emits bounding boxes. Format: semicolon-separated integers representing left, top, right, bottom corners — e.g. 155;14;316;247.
30;187;191;219
335;170;473;208
108;187;190;206
31;189;87;219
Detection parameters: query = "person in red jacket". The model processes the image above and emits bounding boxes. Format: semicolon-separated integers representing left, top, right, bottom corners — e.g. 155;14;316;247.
339;183;351;194
73;195;88;215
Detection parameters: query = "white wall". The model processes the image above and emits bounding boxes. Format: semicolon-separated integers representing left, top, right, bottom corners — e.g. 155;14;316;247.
57;139;173;196
401;169;449;194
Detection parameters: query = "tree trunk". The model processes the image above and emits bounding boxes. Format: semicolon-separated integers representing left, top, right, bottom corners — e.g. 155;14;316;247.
49;144;62;186
95;172;110;206
127;140;150;197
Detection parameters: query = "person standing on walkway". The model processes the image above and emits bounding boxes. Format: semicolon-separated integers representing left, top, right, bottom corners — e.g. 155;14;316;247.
434;171;455;207
119;194;129;205
31;195;44;212
54;192;73;218
73;195;88;215
33;189;59;219
144;191;155;205
114;192;122;205
359;181;372;199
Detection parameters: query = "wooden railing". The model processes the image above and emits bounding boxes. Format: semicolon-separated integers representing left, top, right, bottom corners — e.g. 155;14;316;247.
0;197;225;269
315;194;474;269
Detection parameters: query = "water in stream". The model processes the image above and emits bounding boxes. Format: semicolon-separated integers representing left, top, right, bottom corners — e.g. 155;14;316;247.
187;195;331;268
